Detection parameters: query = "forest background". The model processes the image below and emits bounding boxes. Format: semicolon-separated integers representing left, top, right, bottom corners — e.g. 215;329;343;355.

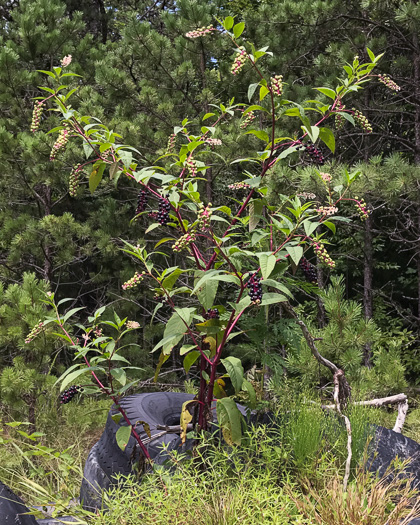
1;0;420;520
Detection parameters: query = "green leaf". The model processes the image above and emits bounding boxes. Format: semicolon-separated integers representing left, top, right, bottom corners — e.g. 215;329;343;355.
221;356;244;394
261;279;292;297
260;292;287;305
196;276;219;310
61;367;96;392
367;48;375;62
192;270;240;294
259;85;270;101
162;268;182;291
89;162;106;194
259;253;276;280
116;426;131;451
180;344;197;356
249;199;263;232
216;398;242;446
183;351;200;373
303;219;319;237
62;306;85;323
286;245;303;266
224;16;234;30
233;22;245;39
119;150;133;168
336;112;355;126
109;161;119;180
83;141;94;159
111;414;122;424
110;368;127;386
241;379;257;408
245;129;269;142
323;220;336;234
154;352;170;381
319;127;336;153
314;87;336;100
202;112;215;121
248;83;259;102
160;307;195;354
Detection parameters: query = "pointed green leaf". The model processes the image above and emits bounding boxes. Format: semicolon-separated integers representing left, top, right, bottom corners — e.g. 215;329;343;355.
183;350;200;373
116;426;131;451
319;127;336;153
221;356;244;394
110;368;127;386
314;87;336;100
224;16;234;30
286;245;303;266
233;22;245;39
259;253;276;280
216;398;242;445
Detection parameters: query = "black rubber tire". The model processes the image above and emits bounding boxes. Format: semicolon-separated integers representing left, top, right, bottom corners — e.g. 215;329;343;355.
36;518;78;524
79;441;111;511
80;392;248;510
368;426;420;490
95;392;196;478
0;481;38;524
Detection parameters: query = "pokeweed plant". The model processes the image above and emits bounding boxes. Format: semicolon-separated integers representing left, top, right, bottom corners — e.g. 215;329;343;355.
29;18;389;459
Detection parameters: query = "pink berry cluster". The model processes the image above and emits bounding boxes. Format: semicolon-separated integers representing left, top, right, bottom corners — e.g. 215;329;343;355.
50;128;69;160
378;74;400;93
30;101;44;132
297;192;316;200
126;321;140;329
231;47;247;75
334;100;346;130
186;156;197;177
320;172;332;183
185;25;216;38
122;272;144;290
167;133;176;152
353;109;372;133
271;75;283;96
69;164;83;197
25;320;44;344
240;110;255;129
61;55;72;68
173;232;196;252
228;181;251;190
206;138;222;147
316;205;338;216
197;202;212;230
354;197;370;220
313;241;335;268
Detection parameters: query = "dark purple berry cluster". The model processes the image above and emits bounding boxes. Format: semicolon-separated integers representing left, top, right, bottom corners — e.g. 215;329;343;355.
204;308;219;320
299;257;318;284
60;385;83;404
158;199;171;225
136;190;149;215
247;273;263;304
300;143;325;165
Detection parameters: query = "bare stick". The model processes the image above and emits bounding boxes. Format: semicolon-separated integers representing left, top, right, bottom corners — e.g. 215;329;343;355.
333;370;352;492
317;393;409;434
393;399;409;433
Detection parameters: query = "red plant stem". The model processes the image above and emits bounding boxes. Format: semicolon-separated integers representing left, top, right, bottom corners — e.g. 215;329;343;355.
53;306;151;460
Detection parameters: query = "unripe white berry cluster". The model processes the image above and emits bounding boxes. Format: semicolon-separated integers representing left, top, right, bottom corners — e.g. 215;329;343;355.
335;100;346;130
197;203;212;230
31;101;44;132
228;181;250;190
186;156;197;177
378;74;400;93
240;110;255;129
122;272;144;290
50;128;69;160
173;232;196;252
316;205;338;217
69;164;83;197
313;241;335;268
231;47;247;75
167;133;176;152
271;75;283;96
354;197;370;221
206;138;222;147
25;320;44;344
353;109;372;133
186;25;216;38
